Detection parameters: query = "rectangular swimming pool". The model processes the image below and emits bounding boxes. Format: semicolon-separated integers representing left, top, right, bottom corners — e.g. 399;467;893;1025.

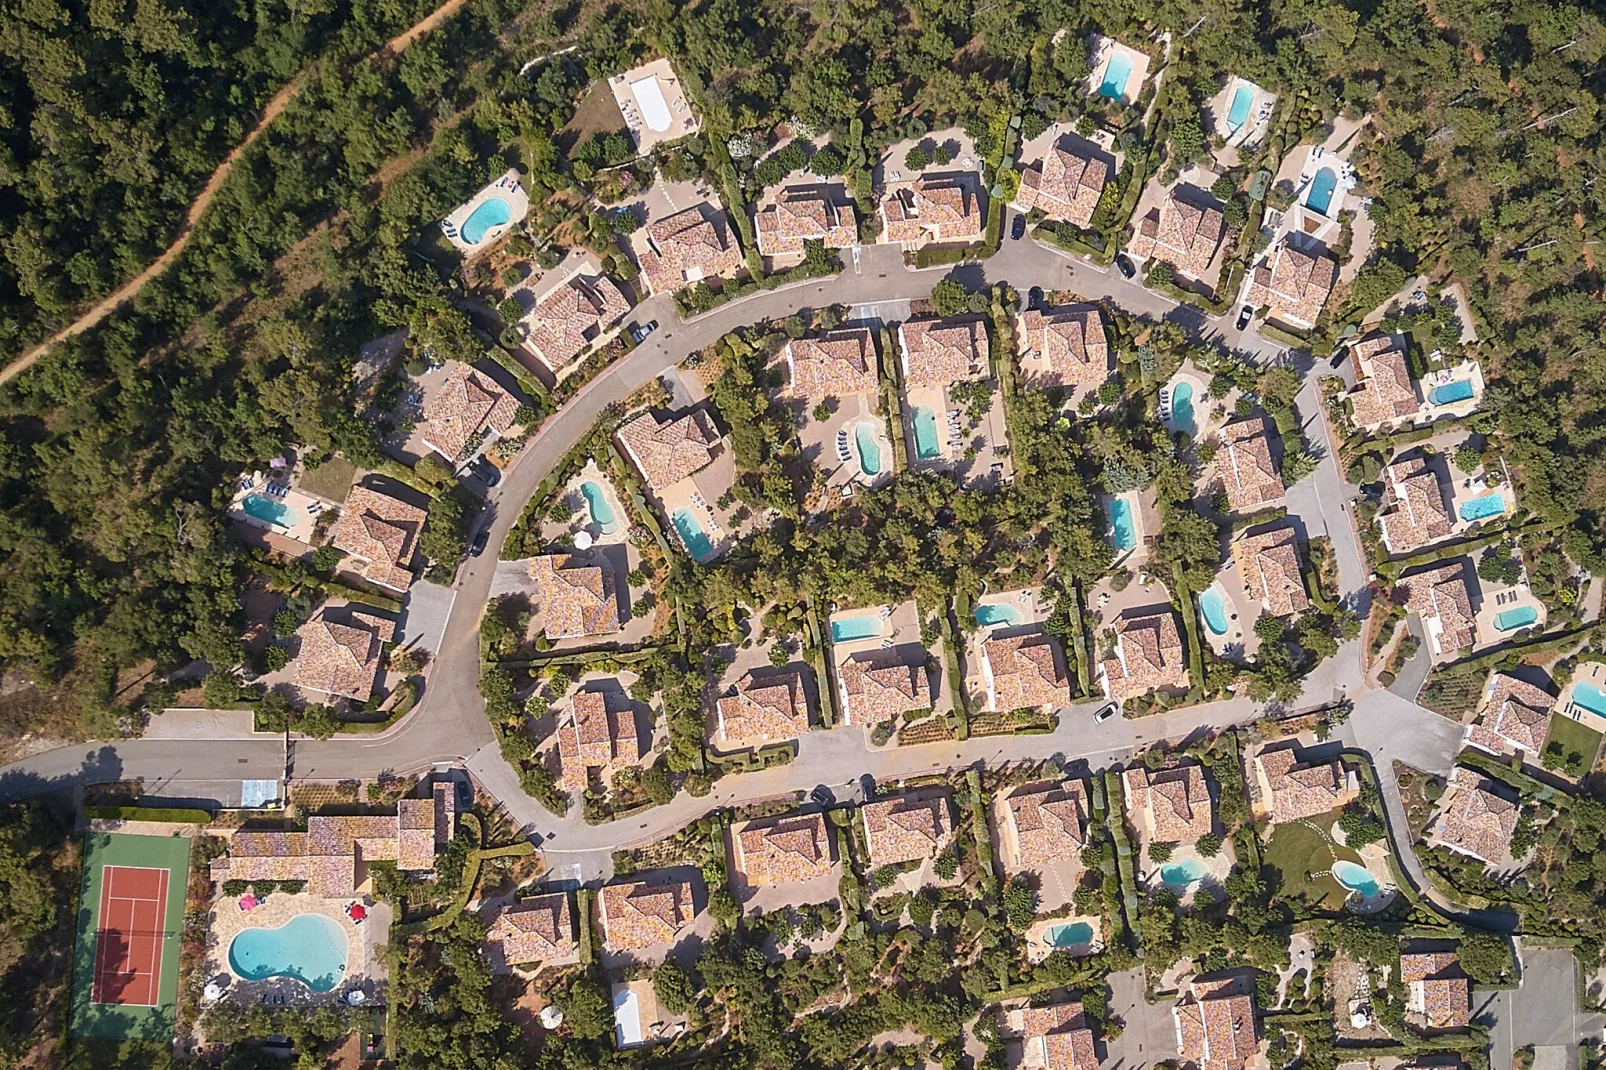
1458;492;1506;523
240;493;292;528
1107;498;1137;551
1430;379;1476;405
831;615;882;643
911;406;942;460
1226;84;1254;131
1098;52;1134;100
1494;606;1538;631
671;508;715;562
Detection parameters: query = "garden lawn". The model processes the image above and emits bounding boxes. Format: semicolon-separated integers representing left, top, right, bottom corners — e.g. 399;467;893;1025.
1542;714;1603;775
298;455;358;502
1260;812;1363;912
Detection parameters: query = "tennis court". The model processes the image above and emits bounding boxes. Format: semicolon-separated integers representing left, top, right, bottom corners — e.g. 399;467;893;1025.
69;833;191;1040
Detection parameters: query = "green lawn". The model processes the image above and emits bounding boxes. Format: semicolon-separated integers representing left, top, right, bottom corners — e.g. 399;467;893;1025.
1542;714;1603;776
298;455;358;503
1260;812;1364;912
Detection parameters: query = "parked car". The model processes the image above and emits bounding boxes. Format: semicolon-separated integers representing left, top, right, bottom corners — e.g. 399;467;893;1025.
1027;286;1044;311
469;529;490;557
1011;214;1026;240
810;785;835;806
1093;702;1119;723
1114;254;1136;279
1236;304;1254;330
630;320;660;344
471;457;501;487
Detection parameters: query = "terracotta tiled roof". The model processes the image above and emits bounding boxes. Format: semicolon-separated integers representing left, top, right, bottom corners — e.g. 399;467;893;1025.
616;409;719;490
1175;979;1258;1070
840;652;931;724
638;205;743;296
861;792;954;866
1482;673;1554;753
1400;561;1476;655
733;814;834;886
983;633;1069;711
898;317;988;388
1016;1001;1098;1070
755;184;857;256
1349;334;1421;428
880;175;985;243
1378;457;1453;554
1246;243;1336;329
1004;780;1090;867
1124;764;1214;842
529;554;620;639
784;329;880;398
567;688;639;767
522;274;630;371
1256;746;1345;822
716;670;809;747
600;878;695;951
1018;307;1109;392
330;486;426;592
483;892;577;965
1017;143;1108;228
1434;768;1517;865
1101;611;1188;699
1130;189;1225;278
1235;526;1309;617
420;362;520;462
1400;953;1471;1029
293;608;395;702
1217;417;1284;513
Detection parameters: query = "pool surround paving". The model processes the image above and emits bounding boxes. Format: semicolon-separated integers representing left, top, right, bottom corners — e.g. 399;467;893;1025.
203;889;389;1010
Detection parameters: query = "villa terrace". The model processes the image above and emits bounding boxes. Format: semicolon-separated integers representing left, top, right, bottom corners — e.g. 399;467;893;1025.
897;316;1011;488
517;268;631;376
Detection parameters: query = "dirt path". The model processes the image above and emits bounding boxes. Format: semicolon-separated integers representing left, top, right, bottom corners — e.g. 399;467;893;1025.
1;0;473;385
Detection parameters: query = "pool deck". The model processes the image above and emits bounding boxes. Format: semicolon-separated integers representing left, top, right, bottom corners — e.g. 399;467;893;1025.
1198;573;1262;664
785;391;894;498
1416;360;1485;423
827;600;955;734
1555;663;1606;735
441;169;530;255
608;57;701;155
227;475;321;545
900;382;1014;491
963;587;1055;709
1022;913;1104;963
202;889;389;1012
1207;76;1277;151
1160;362;1233;444
1137;839;1235;906
1084;35;1150;106
539;461;632;548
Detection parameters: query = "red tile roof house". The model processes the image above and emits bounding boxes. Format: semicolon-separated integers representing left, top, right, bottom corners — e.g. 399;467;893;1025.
1377;456;1454;555
1398;560;1477;659
599;877;697;952
1399;952;1472;1031
880;174;985;246
482;892;578;972
783;329;881;400
1347;334;1422;430
615;409;720;494
1215;416;1284;514
528;554;621;641
1124;765;1215;843
838;652;932;726
556;686;641;793
861;792;955;866
329;486;426;593
520;273;631;374
898;317;989;388
1099;610;1190;700
293;608;396;703
1234;525;1309;618
419;361;520;464
1013;140;1109;229
1467;672;1554;758
1430;767;1519;867
1016;306;1110;400
1252;744;1356;824
636;205;744;297
1001;779;1091;870
981;633;1069;712
754;183;857;260
715;670;811;749
1001;999;1099;1070
731;813;836;887
1128;188;1226;280
1245;243;1336;330
1173;977;1260;1070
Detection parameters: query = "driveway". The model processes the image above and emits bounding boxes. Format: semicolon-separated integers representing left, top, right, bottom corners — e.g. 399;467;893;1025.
397;579;457;655
1487;948;1606;1070
1105;968;1179;1069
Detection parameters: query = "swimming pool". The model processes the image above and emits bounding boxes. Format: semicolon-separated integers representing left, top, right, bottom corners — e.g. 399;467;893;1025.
1331;860;1381;898
1226;84;1255;131
1160;858;1207;887
1458;492;1506;523
975;603;1023;627
241;493;292;528
1573;681;1606;718
1495;606;1538;631
1430;379;1476;405
854;423;883;476
1045;921;1095;947
1199;586;1230;636
228;914;348;992
461;196;513;245
1107;497;1137;551
671;508;715;562
1305;167;1338;216
1167;380;1197;436
1098;51;1134;100
911;407;941;459
581;481;619;534
831;615;882;643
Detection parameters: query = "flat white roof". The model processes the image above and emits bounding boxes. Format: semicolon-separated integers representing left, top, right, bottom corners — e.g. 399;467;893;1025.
629;76;672;133
613;987;644;1047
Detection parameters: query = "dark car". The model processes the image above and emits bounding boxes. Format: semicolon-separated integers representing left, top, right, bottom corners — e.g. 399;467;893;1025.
810;785;835;807
1093;701;1119;723
1114;254;1136;279
630;320;660;344
1027;286;1044;311
469;529;489;557
1011;214;1026;240
470;458;501;487
1236;304;1254;330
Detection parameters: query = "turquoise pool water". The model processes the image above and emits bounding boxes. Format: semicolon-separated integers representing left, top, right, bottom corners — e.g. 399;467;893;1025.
975;603;1023;627
671;508;715;562
1107;497;1137;551
1458;492;1506;522
1098;51;1134;99
1160;858;1207;887
1306;166;1338;215
1430;379;1476;405
1226;84;1254;131
1573;682;1606;718
1199;587;1230;636
241;493;292;528
1332;860;1380;898
1495;606;1539;631
461;196;512;244
911;407;941;459
581;481;619;534
1045;921;1095;947
228;914;347;992
1167;380;1196;436
854;423;883;476
831;615;881;643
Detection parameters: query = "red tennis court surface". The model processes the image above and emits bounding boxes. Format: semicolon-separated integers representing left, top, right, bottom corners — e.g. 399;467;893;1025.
92;865;170;1007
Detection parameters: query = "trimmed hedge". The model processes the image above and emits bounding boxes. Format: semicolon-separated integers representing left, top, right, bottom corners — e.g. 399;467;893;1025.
1378;520;1556;579
1170;563;1207;698
1256;321;1313;350
83;805;212;824
674;258;838;318
1435;622;1602;678
937;608;970;740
